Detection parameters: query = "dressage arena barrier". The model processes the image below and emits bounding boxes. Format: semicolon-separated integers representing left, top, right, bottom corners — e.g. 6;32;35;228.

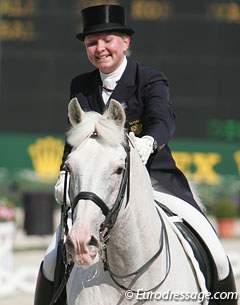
0;222;15;297
0;222;38;297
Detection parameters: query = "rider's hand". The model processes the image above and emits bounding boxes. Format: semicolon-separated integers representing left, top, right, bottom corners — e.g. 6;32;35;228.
128;132;155;165
54;171;70;206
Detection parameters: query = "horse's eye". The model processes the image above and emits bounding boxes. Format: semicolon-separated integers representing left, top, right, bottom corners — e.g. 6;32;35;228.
115;167;124;175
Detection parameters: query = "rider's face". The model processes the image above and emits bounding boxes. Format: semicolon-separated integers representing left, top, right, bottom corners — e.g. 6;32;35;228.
84;32;130;74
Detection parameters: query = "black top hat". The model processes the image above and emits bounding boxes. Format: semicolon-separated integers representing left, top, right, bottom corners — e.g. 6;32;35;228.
76;5;135;41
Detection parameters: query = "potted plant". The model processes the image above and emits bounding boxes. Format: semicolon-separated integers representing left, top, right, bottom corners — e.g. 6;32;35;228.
0;196;15;225
14;170;56;235
212;198;238;238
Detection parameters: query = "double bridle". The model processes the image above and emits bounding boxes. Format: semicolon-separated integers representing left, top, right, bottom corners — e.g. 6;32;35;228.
50;138;170;305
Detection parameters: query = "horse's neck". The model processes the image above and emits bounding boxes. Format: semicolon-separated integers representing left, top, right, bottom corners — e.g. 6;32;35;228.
107;150;163;286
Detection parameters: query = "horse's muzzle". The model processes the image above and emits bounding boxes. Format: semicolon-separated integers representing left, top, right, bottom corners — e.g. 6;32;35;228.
65;233;100;267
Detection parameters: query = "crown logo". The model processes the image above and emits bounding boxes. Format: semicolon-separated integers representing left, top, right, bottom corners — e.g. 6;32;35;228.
28;136;64;181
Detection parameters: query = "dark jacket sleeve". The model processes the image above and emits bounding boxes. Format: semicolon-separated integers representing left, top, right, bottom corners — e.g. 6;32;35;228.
140;67;175;147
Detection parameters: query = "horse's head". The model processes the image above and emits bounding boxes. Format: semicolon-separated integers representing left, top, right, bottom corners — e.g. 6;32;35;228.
65;98;128;267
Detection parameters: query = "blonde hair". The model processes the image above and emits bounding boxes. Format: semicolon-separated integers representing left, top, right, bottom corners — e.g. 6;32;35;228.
122;34;132;57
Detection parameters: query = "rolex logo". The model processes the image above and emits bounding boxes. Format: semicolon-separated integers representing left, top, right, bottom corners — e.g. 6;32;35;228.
28;136;64;181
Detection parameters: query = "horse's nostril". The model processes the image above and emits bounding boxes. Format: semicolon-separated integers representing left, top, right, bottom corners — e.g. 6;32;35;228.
89;235;99;248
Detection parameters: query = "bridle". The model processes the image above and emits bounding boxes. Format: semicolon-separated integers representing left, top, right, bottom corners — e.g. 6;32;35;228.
50;137;171;305
71;141;131;240
70;136;171;291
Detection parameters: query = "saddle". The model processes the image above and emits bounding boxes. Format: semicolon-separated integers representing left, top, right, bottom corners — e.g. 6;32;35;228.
156;201;219;300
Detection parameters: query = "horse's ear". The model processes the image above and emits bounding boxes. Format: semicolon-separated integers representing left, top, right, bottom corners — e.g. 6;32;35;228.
104;99;126;128
68;98;86;126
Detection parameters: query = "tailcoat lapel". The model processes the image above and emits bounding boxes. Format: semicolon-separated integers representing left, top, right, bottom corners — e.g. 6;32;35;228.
87;70;105;113
87;58;137;113
110;58;137;107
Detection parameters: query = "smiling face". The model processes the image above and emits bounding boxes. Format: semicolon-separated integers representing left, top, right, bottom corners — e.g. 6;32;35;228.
84;32;130;74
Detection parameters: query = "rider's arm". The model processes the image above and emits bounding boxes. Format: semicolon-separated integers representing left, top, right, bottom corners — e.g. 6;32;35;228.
141;69;175;150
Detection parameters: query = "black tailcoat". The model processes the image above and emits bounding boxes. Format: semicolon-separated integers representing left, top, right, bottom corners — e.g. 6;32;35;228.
62;57;199;209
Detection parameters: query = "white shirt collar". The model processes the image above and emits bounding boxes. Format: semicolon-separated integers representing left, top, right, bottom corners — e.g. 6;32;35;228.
100;56;127;90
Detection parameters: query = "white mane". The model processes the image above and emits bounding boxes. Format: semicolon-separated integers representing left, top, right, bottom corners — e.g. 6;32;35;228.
67;111;126;148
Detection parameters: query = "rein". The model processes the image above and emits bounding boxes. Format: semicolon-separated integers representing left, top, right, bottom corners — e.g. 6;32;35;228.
103;207;171;293
49;171;73;305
